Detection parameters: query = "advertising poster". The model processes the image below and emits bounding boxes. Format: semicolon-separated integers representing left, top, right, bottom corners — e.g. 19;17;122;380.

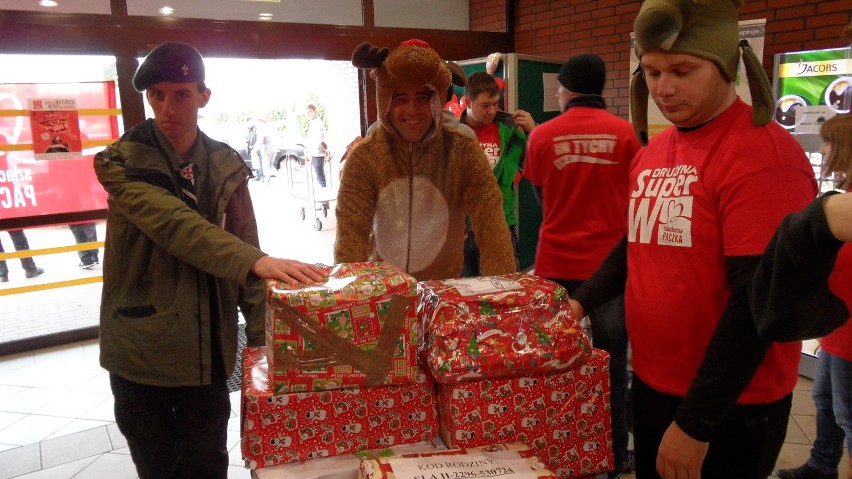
28;98;83;160
628;19;767;140
0;82;118;222
773;47;851;133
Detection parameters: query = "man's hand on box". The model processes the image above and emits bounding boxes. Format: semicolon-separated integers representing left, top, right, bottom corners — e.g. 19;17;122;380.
252;256;327;285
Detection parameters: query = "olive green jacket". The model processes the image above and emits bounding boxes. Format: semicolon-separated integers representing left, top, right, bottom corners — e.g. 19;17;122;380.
94;119;267;387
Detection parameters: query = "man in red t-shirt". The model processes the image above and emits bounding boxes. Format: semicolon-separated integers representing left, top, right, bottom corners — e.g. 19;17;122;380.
569;2;818;478
459;72;535;276
524;53;641;478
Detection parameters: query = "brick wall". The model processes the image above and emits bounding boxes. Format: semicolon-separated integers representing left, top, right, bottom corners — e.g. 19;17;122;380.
471;1;851;120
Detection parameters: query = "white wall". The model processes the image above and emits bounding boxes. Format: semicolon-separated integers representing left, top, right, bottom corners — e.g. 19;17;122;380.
374;0;469;31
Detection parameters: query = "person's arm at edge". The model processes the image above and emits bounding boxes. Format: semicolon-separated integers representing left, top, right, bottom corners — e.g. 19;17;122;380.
229;180;326;347
825;192;852;242
568;236;628;319
656;255;765;477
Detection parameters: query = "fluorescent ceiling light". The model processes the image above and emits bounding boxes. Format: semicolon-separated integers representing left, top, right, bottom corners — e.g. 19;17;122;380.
258;13;273;21
39;0;59;7
158;6;174;15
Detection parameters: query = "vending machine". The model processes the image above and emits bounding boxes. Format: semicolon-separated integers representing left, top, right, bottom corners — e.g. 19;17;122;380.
772;45;851;377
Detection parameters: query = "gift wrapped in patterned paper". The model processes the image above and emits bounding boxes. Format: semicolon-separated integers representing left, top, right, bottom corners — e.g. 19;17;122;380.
436;349;613;478
241;347;440;469
358;442;558;479
266;262;418;394
417;273;591;383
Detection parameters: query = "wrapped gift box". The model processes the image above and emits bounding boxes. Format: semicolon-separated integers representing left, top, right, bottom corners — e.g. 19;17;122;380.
266;262;418;393
436;349;613;478
241;347;439;469
252;439;447;479
359;442;558;478
417;273;591;383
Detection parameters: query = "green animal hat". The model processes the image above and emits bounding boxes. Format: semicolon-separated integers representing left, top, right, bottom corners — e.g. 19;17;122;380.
630;0;773;144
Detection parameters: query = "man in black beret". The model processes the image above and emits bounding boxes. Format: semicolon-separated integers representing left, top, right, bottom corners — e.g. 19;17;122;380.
93;42;325;479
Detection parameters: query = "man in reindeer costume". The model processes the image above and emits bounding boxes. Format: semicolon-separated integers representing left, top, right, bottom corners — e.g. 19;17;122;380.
334;39;515;280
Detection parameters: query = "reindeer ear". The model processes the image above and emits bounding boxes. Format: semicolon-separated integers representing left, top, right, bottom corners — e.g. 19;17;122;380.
351;42;389;69
446;61;467;87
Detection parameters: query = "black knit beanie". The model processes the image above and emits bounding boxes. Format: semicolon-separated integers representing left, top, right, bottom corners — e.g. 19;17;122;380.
557;54;606;95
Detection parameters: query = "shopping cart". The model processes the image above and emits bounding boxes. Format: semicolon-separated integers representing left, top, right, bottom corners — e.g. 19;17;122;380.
284;143;337;231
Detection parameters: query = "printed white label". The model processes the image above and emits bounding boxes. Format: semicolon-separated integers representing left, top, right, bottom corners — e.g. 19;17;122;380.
442;277;524;297
385;450;538;479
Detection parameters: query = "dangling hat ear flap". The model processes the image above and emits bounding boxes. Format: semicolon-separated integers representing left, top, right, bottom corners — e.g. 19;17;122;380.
739;39;773;126
630;63;650;145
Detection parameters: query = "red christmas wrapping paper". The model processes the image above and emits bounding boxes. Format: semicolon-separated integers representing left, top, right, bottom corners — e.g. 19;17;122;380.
266;262;419;393
417;273;592;383
436;349;613;478
241;347;440;469
359;442;558;478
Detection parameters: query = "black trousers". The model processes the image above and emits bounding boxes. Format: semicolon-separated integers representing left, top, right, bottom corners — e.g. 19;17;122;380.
631;374;791;479
110;369;231;479
461;226;519;277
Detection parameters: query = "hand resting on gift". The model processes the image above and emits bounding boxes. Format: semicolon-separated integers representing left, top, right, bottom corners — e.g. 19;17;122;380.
252;256;327;285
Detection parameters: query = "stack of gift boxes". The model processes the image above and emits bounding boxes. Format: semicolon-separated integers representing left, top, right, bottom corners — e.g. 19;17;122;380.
241;262;613;478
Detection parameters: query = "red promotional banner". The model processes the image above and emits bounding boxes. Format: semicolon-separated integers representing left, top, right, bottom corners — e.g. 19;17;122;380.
0;81;119;222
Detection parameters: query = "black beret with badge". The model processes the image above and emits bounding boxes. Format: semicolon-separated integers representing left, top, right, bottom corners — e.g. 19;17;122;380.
132;42;206;92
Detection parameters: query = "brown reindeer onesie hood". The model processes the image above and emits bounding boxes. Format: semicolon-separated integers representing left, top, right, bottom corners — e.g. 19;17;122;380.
335;39;516;281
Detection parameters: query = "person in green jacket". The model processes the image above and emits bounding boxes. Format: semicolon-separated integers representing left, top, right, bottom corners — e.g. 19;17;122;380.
459;71;534;276
93;42;325;479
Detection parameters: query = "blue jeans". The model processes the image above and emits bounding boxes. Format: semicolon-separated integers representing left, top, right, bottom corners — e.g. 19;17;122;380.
312;156;327;188
254;149;265;180
551;278;629;472
807;349;852;474
69;223;99;265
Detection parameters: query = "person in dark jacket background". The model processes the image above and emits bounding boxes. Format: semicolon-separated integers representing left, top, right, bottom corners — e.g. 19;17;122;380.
755;113;852;479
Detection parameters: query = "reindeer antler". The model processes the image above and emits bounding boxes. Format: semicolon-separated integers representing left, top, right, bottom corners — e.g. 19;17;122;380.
351;42;389;69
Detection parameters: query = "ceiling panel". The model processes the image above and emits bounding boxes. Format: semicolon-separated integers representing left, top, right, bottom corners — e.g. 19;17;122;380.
0;0;111;14
0;0;364;25
125;0;363;25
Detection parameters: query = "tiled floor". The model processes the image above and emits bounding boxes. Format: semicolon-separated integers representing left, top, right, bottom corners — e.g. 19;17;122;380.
0;342;848;479
0;339;251;478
